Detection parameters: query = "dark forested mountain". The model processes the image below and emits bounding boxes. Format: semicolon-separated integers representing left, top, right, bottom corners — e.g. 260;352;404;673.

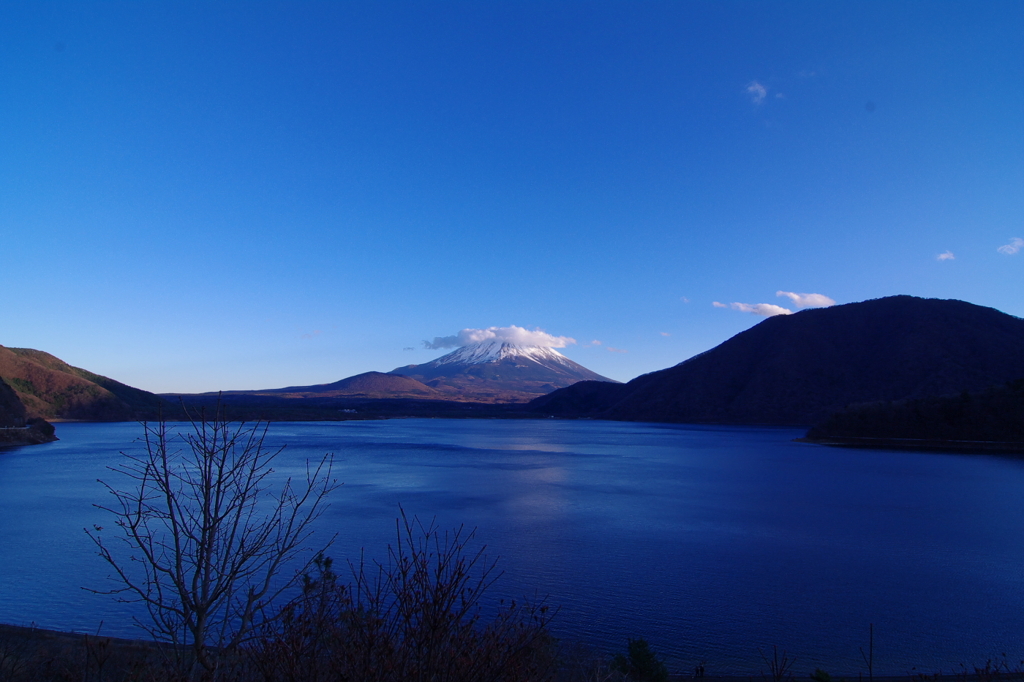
0;346;162;421
804;378;1024;445
530;296;1024;426
0;377;27;427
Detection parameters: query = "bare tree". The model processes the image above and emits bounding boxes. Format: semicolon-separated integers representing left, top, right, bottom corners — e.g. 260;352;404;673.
87;411;336;680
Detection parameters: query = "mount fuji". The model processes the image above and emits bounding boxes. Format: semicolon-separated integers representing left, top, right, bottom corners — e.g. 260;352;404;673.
389;340;615;402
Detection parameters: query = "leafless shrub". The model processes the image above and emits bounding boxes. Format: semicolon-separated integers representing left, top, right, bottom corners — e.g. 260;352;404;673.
0;639;28;682
760;645;796;682
248;509;557;682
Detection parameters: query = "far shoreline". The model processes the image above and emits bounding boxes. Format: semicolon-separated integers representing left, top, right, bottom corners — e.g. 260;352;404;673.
796;436;1024;454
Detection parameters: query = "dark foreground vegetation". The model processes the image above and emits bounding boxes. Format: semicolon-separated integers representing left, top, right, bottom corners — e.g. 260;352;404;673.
0;510;637;681
804;379;1024;451
0;526;559;682
5;621;1024;682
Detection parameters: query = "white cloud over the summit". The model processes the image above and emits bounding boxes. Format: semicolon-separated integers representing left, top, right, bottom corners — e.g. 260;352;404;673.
423;325;576;350
936;251;955;261
997;238;1023;255
775;291;836;308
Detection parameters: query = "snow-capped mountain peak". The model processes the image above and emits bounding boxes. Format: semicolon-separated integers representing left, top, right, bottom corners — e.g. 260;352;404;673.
431;341;574;367
389;339;615;398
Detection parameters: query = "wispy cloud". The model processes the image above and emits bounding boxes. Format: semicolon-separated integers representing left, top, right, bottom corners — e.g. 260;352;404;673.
715;301;791;316
745;81;767;105
589;340;602;346
660;332;671;337
680;296;690;303
300;330;322;339
732;302;793;317
776;291;836;308
606;347;628;353
715;292;835;317
937;251;955;261
997;238;1023;255
423;325;576;350
403;347;415;351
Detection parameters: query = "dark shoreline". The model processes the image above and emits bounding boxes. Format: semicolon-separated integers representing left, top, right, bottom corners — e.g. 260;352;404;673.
0;424;58;448
797;436;1024;454
3;622;1024;682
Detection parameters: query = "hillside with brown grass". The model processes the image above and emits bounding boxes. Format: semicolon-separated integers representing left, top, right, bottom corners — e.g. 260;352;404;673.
0;346;162;421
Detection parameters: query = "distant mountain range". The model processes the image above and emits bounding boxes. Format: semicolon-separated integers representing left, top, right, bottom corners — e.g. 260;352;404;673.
225;341;614;404
0;338;614;432
5;296;1024;444
529;296;1024;426
235;372;442;400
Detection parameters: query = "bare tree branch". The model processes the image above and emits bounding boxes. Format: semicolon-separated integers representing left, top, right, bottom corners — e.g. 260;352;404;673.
86;407;337;680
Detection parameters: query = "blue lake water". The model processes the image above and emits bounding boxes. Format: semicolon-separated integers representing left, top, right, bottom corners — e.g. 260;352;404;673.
2;419;1024;675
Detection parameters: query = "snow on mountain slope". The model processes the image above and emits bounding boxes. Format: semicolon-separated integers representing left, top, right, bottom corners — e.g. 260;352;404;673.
389;340;615;401
430;341;578;367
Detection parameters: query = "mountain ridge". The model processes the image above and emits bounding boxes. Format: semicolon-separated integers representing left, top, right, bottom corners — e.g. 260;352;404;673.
0;346;163;422
232;372;443;400
530;296;1024;425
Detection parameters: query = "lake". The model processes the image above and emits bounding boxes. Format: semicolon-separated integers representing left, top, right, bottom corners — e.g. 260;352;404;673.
1;418;1023;675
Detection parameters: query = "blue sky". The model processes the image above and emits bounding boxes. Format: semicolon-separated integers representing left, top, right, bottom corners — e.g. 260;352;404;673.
1;1;1021;393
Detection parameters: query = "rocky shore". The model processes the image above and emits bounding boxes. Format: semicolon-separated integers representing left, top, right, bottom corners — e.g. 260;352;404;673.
0;419;58;447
